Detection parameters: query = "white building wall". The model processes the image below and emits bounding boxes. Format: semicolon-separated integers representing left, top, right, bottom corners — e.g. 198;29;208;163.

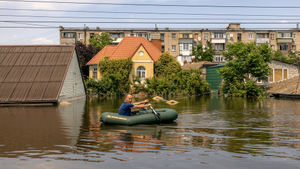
58;51;86;102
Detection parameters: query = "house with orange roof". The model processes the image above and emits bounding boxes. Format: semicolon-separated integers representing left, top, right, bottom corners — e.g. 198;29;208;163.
87;36;162;81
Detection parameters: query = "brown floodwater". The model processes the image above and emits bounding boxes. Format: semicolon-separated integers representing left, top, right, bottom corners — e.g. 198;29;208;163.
0;95;300;169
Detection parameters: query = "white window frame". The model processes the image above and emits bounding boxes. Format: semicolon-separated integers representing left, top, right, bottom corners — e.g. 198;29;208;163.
149;33;153;40
172;45;176;52
248;34;253;39
214;55;224;62
92;67;97;79
204;33;208;40
183;43;189;50
257;34;263;39
78;33;83;39
136;66;146;79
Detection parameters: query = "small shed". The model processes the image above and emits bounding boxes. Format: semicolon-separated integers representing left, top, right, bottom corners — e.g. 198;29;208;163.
206;63;225;91
0;45;86;104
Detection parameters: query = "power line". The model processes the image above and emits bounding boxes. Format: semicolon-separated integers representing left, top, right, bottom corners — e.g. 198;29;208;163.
0;26;296;30
2;0;300;8
1;8;300;18
1;14;300;21
1;21;299;24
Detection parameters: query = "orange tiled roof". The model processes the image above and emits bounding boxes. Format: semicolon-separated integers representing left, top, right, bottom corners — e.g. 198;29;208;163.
86;45;116;65
87;36;162;65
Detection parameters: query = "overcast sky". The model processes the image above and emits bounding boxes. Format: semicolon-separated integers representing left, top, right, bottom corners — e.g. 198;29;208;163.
1;0;300;45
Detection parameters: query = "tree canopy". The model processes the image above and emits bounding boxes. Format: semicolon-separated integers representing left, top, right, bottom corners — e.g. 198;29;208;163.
89;32;116;50
154;52;182;78
192;42;214;62
219;42;272;97
75;42;99;78
272;50;300;68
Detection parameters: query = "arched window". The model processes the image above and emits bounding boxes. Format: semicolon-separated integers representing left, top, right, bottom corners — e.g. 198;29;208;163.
136;66;146;78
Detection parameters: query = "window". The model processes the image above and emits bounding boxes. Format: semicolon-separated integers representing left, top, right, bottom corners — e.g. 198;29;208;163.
182;34;189;38
214;43;224;51
282;33;292;38
136;66;146;78
271;34;274;40
257;34;263;39
78;33;83;39
172;45;176;52
237;34;242;41
204;33;208;40
226;34;231;39
161;45;165;53
293;34;296;38
90;33;94;38
269;68;288;83
279;43;289;50
214;55;224;62
271;45;275;50
62;32;75;38
183;43;189;50
249;33;253;39
92;68;97;79
213;32;224;39
172;33;176;39
160;33;165;42
111;33;124;38
292;45;296;51
149;33;153;40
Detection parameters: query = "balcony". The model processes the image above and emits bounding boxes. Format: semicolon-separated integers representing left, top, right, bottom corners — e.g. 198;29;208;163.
179;50;192;56
256;38;270;44
179;38;193;43
211;39;226;44
277;38;293;43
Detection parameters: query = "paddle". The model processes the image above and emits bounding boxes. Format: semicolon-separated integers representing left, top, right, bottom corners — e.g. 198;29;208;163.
149;105;161;122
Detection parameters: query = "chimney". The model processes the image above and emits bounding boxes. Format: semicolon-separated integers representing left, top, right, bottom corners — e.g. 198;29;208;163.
150;39;162;52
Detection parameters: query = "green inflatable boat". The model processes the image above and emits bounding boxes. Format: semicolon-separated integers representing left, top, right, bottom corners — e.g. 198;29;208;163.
100;108;178;126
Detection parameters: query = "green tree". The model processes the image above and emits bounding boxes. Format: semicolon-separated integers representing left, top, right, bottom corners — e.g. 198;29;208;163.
271;50;300;68
154;52;182;77
75;42;99;78
219;42;272;97
192;41;214;62
89;32;116;50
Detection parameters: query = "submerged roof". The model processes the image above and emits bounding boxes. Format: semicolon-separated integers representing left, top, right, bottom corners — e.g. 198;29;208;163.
267;75;300;94
181;61;218;70
0;45;75;103
87;36;162;65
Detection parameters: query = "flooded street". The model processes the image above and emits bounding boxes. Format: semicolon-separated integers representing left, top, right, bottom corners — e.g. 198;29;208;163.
1;95;300;169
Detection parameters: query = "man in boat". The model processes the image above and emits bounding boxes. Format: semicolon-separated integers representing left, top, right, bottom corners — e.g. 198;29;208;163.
118;94;151;116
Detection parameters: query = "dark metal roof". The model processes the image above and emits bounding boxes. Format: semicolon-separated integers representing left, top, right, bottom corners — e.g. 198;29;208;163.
0;45;75;103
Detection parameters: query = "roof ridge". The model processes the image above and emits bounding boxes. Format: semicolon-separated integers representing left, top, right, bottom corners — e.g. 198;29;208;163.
109;36;128;56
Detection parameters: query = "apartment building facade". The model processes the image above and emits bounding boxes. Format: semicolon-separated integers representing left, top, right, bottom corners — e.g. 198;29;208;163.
60;24;300;65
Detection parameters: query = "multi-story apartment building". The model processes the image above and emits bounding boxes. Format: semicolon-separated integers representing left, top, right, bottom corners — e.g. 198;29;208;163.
60;23;300;66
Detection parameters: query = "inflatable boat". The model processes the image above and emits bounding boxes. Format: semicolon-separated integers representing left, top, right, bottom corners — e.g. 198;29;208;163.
100;108;178;126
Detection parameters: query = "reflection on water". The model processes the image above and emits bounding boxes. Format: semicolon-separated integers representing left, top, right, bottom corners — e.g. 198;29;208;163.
1;96;300;168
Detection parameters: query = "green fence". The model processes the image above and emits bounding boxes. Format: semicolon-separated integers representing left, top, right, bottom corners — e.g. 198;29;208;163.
206;63;225;91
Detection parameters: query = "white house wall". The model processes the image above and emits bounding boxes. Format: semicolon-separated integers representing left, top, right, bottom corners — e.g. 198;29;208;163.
269;60;299;78
58;51;86;102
